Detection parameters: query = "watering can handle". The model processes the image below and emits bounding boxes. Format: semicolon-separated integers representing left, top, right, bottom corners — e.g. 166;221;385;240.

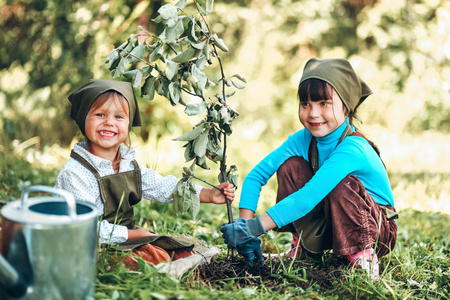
21;185;77;220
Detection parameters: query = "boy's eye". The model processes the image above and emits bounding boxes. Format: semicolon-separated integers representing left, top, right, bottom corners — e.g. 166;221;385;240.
115;115;124;119
95;113;105;117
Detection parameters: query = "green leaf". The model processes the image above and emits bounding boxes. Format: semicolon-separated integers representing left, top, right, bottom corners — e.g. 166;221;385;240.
175;0;187;9
162;19;184;44
141;76;156;100
195;155;209;170
179;90;187;106
191;64;207;91
141;65;152;77
110;57;129;78
132;68;144;88
183;141;195;162
206;139;223;162
104;49;119;64
184;102;207;116
196;0;214;16
187;18;197;42
195;56;207;70
172;46;196;63
168;82;180;105
158;4;178;20
230;79;245;89
229;173;239;190
129;44;147;63
191;40;206;50
203;42;211;62
219;106;231;124
172;124;205;141
166;60;179;80
212;33;228;52
123;69;137;80
231;74;247;83
190;192;200;220
149;45;164;62
193;131;208;157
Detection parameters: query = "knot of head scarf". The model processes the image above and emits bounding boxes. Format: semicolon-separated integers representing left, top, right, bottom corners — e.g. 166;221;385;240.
68;79;142;135
299;57;373;115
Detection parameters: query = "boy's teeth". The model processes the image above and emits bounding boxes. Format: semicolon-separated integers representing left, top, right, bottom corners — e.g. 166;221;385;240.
100;131;115;136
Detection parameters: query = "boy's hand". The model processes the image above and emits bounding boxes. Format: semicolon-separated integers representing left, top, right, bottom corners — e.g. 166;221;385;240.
208;182;235;204
127;227;158;241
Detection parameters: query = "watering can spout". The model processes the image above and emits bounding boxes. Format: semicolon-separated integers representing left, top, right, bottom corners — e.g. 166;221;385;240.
0;230;32;298
0;255;28;297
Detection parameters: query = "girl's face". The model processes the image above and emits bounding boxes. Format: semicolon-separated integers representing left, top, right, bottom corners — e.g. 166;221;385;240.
85;94;130;158
299;88;347;138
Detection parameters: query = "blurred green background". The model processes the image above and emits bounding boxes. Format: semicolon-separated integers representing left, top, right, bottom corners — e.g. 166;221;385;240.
1;0;449;215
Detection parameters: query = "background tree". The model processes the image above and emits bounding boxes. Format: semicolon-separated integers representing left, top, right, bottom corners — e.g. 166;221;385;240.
1;0;449;199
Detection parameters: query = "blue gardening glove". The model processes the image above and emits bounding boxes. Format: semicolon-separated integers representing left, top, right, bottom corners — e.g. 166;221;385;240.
220;216;267;249
236;238;264;265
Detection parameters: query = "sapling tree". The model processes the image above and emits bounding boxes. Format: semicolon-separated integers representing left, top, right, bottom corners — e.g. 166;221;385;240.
104;0;244;226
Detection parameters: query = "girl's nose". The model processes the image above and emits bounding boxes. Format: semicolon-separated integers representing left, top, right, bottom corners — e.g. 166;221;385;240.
309;104;320;117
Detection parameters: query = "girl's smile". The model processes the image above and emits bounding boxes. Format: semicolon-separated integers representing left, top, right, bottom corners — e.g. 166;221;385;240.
299;89;347;137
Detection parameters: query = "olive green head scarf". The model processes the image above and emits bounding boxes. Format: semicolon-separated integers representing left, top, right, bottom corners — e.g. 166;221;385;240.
68;79;142;135
299;58;373;115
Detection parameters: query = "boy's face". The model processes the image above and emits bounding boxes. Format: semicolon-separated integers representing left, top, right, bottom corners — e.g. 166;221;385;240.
85;95;130;157
299;89;347;138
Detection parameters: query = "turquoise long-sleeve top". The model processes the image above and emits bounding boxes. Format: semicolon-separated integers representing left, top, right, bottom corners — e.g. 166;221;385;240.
239;118;394;228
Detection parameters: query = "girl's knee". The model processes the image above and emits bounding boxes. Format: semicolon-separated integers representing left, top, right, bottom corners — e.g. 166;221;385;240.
277;156;310;176
328;174;365;200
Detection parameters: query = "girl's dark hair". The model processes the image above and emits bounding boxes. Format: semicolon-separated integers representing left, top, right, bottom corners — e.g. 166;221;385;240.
298;78;382;156
298;78;333;105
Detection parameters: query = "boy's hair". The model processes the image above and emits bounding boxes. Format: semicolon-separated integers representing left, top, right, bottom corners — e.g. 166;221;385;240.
89;91;130;117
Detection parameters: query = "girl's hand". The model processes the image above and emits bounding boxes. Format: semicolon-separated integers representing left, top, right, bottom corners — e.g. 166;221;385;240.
127;227;158;241
201;182;235;205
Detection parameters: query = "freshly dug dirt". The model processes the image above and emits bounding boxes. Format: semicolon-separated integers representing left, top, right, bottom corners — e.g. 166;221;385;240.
195;253;348;291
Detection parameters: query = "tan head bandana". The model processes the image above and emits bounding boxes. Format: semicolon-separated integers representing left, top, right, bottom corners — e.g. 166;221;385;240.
68;79;142;134
299;58;373;115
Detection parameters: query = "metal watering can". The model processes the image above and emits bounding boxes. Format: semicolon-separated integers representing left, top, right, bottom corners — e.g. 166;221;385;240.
0;185;99;299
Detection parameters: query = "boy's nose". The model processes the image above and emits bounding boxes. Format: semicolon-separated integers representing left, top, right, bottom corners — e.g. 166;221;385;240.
104;116;114;125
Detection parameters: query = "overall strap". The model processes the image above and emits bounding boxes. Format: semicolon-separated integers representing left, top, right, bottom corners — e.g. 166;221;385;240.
308;124;352;174
70;150;101;179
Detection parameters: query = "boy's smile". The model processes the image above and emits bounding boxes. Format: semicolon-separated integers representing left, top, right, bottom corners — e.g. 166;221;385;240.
84;95;130;159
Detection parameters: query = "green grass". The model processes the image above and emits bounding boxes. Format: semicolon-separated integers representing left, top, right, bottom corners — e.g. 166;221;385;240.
1;156;449;299
98;201;449;300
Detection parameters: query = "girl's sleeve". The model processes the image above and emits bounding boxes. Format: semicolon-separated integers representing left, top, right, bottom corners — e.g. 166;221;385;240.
239;130;310;213
266;140;368;228
55;163;129;244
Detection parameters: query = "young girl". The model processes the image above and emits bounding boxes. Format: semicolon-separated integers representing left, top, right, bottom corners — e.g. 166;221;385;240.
221;58;397;280
56;79;235;268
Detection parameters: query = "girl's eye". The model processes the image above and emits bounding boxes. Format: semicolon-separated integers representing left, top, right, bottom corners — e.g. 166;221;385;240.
95;113;105;117
115;115;124;119
300;102;310;108
320;101;329;107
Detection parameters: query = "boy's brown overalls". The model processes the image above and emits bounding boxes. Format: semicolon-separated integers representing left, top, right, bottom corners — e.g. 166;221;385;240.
71;151;194;269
